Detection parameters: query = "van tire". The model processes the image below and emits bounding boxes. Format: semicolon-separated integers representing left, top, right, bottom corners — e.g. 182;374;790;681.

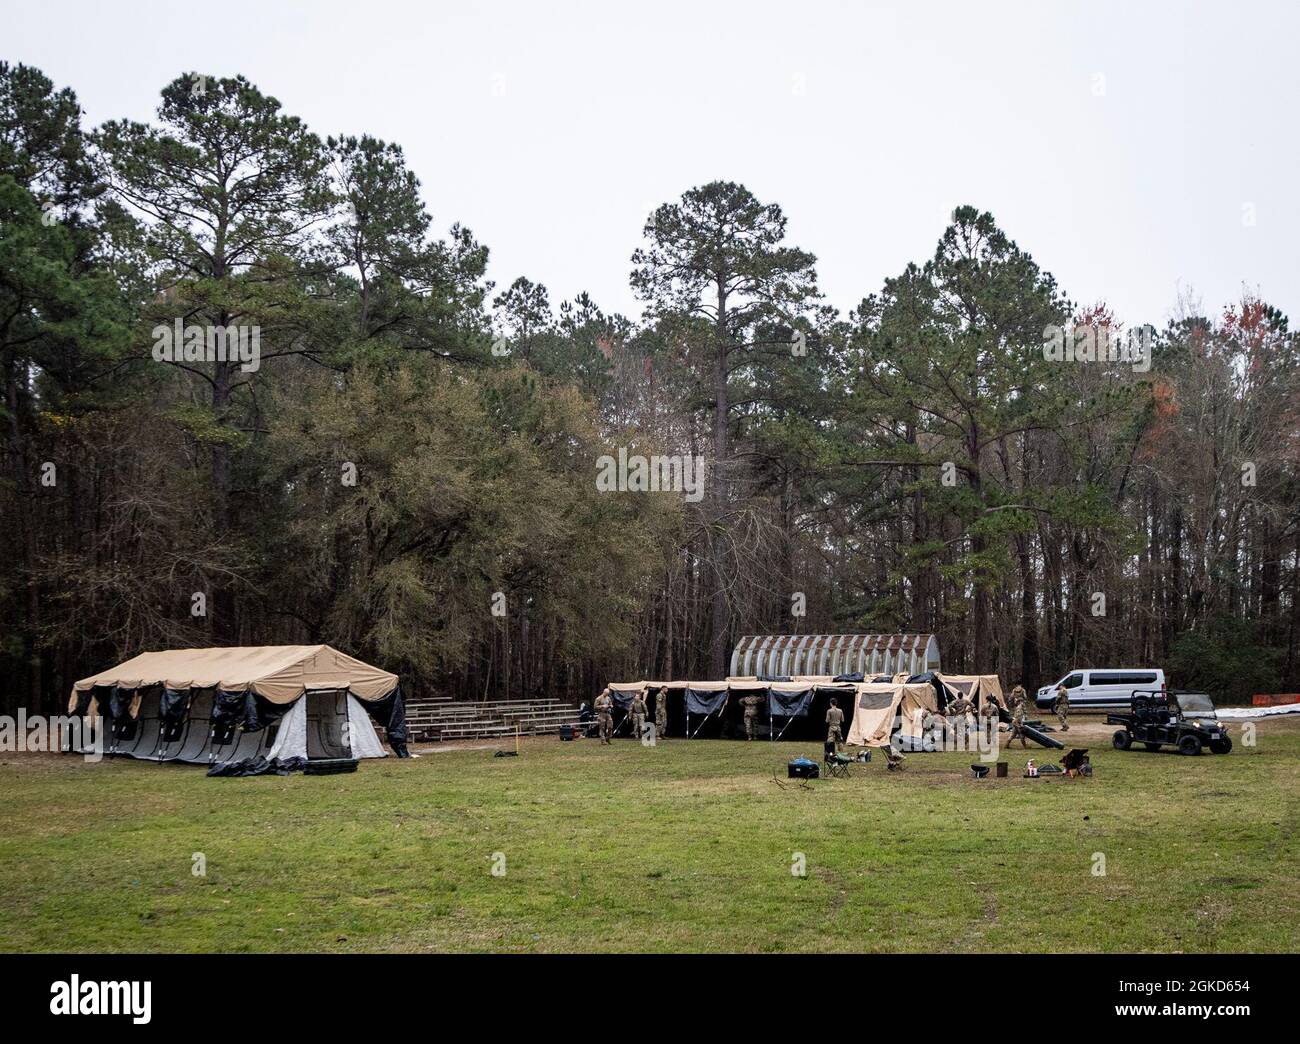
1178;735;1202;756
1112;730;1132;750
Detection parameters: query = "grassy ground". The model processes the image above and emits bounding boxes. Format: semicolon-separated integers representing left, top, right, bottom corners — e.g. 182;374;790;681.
1;715;1297;953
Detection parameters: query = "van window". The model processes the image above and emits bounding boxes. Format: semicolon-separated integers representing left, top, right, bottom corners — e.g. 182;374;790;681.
1063;673;1084;688
1091;672;1157;685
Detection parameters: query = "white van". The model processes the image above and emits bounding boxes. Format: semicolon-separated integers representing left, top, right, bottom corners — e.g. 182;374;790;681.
1035;668;1166;711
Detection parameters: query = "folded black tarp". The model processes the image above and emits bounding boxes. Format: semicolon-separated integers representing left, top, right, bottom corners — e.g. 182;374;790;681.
159;687;193;724
105;686;140;742
767;687;814;717
685;688;728;715
207;755;308;777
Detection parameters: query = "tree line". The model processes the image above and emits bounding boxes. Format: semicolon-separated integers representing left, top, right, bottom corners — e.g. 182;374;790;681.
3;63;1296;714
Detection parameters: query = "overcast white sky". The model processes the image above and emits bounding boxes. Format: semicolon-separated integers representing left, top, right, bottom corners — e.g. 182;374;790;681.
7;0;1298;327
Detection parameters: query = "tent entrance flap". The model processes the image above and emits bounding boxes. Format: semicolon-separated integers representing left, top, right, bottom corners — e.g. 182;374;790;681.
685;688;729;739
767;686;814;740
306;690;352;760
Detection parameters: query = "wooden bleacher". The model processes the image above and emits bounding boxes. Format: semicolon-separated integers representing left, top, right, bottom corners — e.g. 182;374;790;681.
403;697;583;743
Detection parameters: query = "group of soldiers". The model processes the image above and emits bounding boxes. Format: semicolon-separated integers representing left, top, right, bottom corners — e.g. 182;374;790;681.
592;686;668;743
589;679;1072;750
910;680;1070;749
996;682;1071;748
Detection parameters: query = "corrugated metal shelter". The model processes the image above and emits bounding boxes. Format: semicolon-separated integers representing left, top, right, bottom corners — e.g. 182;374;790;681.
729;634;940;680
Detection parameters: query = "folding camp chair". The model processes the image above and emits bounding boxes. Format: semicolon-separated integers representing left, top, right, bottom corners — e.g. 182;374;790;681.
823;741;853;778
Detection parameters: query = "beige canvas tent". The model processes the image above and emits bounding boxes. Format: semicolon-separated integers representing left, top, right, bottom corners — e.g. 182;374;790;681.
934;673;1004;708
67;645;407;767
604;677;860;741
605;675;939;745
70;645;398;704
845;681;939;747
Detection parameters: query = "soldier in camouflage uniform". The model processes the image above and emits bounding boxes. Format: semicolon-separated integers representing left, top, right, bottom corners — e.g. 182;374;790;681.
980;693;1001;743
946;694;975;745
1005;685;1029;749
825;697;845;751
654;686;669;738
629;689;648;739
1052;683;1070;731
883;742;906;770
594;688;614;744
739;692;765;740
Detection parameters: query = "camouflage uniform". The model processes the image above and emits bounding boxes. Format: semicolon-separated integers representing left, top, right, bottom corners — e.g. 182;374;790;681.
947;696;975;743
980;697;1000;741
1052;685;1070;731
947;696;974;720
739;693;764;740
825;704;844;750
654;688;669;737
629;692;647;739
883;743;907;770
1005;686;1028;749
594;690;614;744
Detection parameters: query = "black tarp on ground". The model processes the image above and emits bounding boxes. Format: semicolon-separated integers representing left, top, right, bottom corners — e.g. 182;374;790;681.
207;755;307;777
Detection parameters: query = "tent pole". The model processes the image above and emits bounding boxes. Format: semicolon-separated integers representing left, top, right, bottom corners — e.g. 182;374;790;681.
688;708;718;740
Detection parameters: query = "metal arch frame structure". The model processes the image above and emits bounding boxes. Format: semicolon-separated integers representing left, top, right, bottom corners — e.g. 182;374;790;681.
729;634;940;680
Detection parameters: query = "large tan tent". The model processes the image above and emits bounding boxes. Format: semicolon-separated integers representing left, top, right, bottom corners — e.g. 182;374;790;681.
934;673;1004;708
67;645;408;769
604;675;936;745
845;681;938;747
71;645;398;704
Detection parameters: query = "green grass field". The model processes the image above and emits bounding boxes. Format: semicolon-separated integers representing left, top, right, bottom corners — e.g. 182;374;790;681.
2;717;1298;953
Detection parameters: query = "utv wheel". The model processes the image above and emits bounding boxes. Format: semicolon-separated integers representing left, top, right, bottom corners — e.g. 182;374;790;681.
1113;730;1132;750
1144;742;1162;752
1210;737;1233;755
1178;735;1203;756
